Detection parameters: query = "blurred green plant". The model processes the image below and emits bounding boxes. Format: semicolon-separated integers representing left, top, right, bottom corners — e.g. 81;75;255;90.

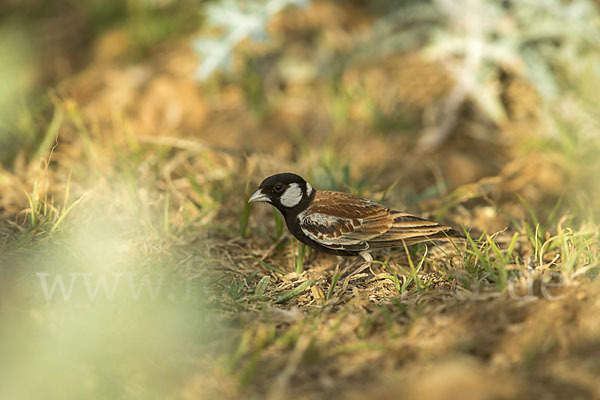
0;26;35;162
194;0;309;80
417;0;600;147
336;0;600;148
0;197;222;399
194;0;600;150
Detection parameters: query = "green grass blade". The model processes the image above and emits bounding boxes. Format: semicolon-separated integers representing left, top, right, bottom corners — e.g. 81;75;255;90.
295;243;307;274
239;200;251;238
255;276;270;296
274;279;315;304
256;258;286;275
326;268;341;301
378;177;400;203
506;232;520;261
486;235;507;265
35;105;63;160
50;195;84;233
272;207;283;238
163;192;170;234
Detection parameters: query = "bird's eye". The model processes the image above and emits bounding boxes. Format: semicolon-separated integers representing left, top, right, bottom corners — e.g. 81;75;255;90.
273;184;284;192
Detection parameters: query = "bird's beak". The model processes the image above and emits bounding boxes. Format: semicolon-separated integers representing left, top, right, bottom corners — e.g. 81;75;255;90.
248;189;269;203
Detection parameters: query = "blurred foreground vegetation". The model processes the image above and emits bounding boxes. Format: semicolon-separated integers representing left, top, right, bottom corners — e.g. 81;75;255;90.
1;1;600;399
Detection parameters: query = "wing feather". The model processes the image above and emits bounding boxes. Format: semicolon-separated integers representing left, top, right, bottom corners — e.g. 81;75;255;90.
299;190;462;252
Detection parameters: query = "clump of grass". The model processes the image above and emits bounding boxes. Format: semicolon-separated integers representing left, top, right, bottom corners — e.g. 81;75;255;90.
400;243;428;293
460;230;510;292
18;164;85;244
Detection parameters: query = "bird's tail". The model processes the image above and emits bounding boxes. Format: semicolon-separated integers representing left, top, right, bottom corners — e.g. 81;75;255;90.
369;211;465;248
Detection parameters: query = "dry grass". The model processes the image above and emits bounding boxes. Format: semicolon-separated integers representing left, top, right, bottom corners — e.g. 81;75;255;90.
1;1;600;399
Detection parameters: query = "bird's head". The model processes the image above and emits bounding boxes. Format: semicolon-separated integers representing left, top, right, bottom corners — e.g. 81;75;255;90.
248;173;314;215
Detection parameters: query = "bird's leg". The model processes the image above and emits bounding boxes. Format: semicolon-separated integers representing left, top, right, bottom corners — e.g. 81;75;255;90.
360;251;373;263
338;251;374;295
346;251;373;277
339;252;368;276
339;257;360;277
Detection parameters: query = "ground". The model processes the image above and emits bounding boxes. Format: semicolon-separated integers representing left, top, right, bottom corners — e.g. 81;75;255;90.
1;1;600;399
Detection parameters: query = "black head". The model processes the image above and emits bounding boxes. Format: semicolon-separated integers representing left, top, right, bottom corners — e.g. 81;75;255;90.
248;173;315;216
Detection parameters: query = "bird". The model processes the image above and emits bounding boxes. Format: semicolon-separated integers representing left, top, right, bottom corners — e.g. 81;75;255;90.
248;173;464;265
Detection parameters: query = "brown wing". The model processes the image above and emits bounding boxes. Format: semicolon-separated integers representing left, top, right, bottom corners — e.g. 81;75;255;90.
299;190;461;251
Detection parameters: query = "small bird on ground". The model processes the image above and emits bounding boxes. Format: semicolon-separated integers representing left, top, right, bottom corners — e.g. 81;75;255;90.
248;173;464;265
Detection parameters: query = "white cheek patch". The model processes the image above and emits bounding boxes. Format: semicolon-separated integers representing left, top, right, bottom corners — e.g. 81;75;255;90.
280;183;303;207
306;182;313;196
